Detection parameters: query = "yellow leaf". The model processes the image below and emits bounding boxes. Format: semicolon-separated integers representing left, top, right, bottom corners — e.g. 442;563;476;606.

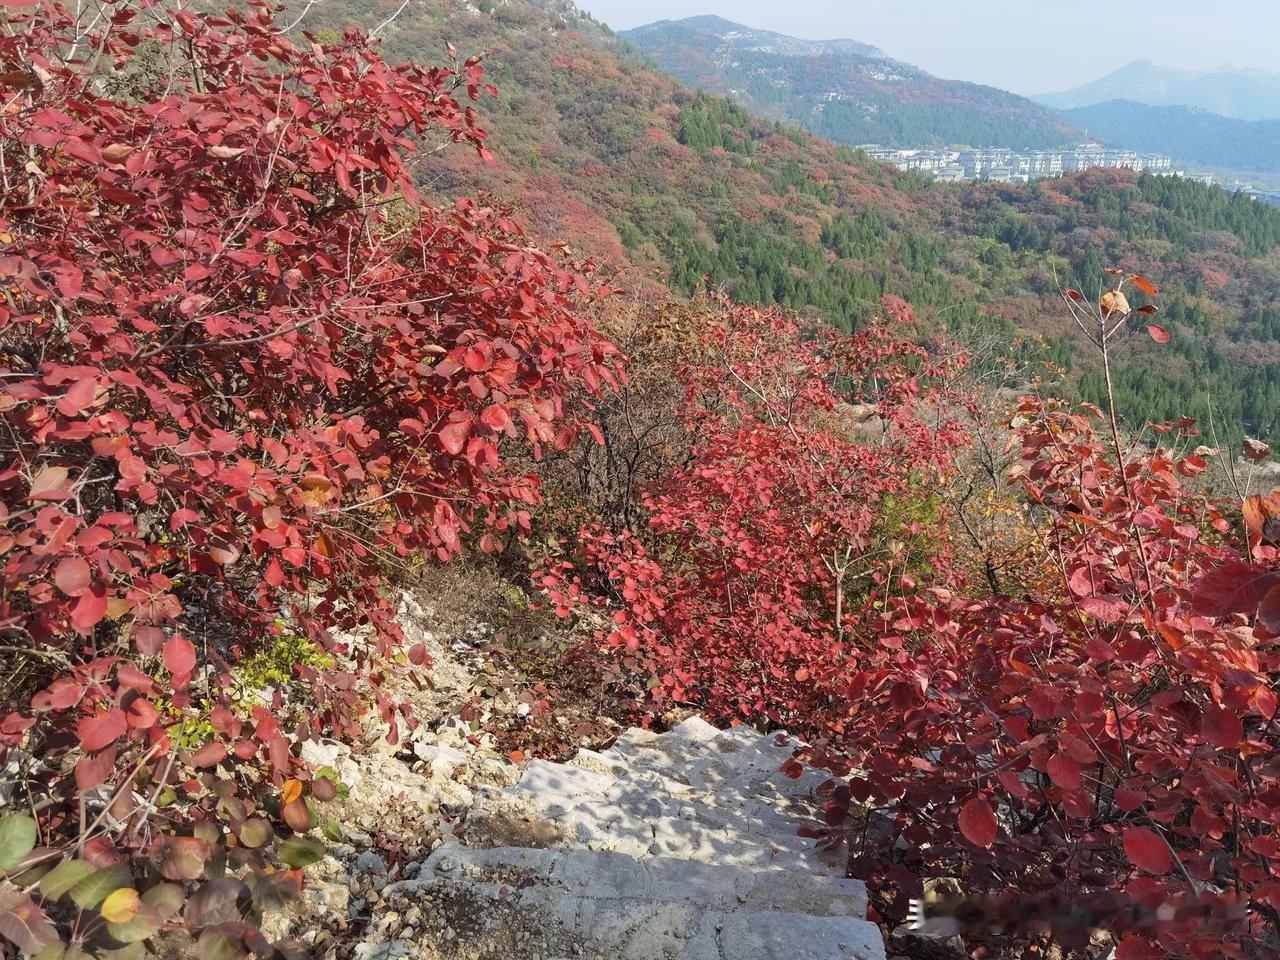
100;887;141;923
281;779;303;805
315;531;336;559
298;474;335;508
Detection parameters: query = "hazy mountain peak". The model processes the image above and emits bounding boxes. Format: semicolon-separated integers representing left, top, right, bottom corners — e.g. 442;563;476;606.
1036;60;1280;120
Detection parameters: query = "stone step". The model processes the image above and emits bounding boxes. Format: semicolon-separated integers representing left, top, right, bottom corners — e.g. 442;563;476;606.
468;789;846;874
384;871;884;960
598;721;832;800
508;758;810;838
418;844;869;918
570;747;834;824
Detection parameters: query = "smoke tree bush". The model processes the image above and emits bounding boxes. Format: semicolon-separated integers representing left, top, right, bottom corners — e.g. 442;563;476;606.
550;287;1280;957
0;0;618;954
838;396;1279;958
540;296;972;727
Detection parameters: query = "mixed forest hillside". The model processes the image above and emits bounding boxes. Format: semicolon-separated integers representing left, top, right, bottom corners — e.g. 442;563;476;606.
293;0;1280;446
1060;100;1280;174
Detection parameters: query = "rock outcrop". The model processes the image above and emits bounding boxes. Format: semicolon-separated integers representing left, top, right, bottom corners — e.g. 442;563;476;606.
373;716;885;960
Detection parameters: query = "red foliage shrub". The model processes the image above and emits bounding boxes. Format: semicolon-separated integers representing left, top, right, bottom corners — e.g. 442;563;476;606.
833;399;1280;957
541;298;970;725
0;1;619;953
552;289;1280;956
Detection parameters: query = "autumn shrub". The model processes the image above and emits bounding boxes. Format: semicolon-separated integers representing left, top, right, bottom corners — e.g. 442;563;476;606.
540;295;972;726
533;296;731;541
550;280;1280;957
817;283;1280;958
0;1;619;955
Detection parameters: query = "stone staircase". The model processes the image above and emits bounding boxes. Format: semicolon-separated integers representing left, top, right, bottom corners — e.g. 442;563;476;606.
381;717;886;960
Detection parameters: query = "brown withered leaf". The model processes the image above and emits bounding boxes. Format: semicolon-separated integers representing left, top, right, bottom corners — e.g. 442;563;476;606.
1243;437;1271;463
1243;490;1280;546
1100;289;1131;317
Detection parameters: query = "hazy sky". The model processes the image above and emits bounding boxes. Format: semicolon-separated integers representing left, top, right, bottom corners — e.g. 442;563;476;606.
575;1;1277;94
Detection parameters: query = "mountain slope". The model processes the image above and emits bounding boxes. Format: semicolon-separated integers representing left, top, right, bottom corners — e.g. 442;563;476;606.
620;16;1079;149
1061;100;1280;173
1037;60;1280;121
290;0;1280;444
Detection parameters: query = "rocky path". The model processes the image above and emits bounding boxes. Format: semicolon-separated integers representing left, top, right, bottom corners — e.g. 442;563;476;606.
258;591;887;960
380;716;886;960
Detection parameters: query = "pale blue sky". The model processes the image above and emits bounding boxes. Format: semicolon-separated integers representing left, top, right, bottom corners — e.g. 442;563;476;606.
576;1;1277;94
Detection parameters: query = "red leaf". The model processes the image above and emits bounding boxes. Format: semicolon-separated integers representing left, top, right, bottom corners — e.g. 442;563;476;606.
157;837;211;881
1257;584;1280;633
1123;826;1173;875
407;644;429;665
191;742;227;768
1243;438;1271;463
1243;491;1280;545
118;663;155;693
263;556;284;588
1114;788;1146;812
127;699;159;729
75;745;118;792
958;796;997;848
1128;275;1159;297
71;587;108;632
207;534;241;566
282;798;312;833
0;895;59;955
1200;704;1243;749
56;377;98;417
1146;324;1170;344
54;557;91;596
77;708;127;753
1254;684;1278;720
480;404;510;431
134;625;165;656
1191;563;1280;617
164;636;197;678
438;418;472;456
1046;752;1082;790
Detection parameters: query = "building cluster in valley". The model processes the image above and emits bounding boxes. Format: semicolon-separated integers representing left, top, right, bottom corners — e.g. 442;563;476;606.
860;144;1175;184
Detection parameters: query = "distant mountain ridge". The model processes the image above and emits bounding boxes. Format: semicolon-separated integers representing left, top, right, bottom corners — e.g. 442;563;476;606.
1061;100;1280;173
1037;60;1280;121
635;15;886;59
620;16;1079;149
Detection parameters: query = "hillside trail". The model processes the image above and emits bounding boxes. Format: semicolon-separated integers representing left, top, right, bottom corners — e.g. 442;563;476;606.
261;589;887;960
